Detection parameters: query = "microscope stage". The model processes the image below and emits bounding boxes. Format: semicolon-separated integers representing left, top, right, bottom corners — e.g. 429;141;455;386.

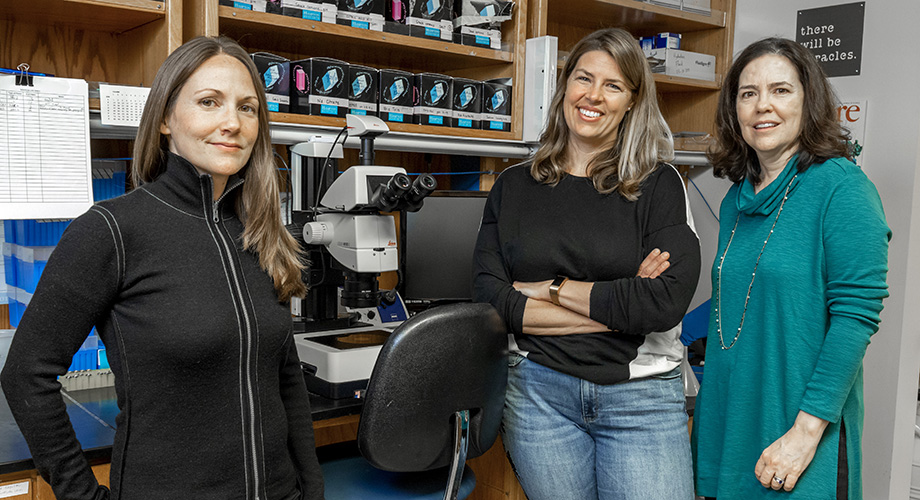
295;325;395;398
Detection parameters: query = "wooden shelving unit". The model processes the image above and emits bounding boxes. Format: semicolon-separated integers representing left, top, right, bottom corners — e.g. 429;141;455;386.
0;0;181;86
532;0;735;137
184;0;529;141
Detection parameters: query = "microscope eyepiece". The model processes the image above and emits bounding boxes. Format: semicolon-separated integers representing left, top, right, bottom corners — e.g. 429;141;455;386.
370;172;412;212
402;173;437;212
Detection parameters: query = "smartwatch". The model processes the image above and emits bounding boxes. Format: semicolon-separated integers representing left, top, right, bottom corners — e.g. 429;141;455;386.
549;276;569;306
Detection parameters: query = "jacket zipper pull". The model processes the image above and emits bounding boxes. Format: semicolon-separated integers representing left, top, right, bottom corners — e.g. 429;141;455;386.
212;200;220;223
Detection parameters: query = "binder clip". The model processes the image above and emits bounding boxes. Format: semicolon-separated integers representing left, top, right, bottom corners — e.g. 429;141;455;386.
16;63;33;87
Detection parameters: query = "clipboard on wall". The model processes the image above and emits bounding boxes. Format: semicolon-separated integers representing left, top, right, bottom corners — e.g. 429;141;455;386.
0;71;93;220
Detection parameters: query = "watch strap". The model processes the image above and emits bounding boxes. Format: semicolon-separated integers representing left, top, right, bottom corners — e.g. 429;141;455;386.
549;276;569;306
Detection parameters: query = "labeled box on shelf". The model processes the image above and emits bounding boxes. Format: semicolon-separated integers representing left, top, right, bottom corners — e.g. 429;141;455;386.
406;0;454;41
640;33;681;50
658;32;682;49
644;48;715;81
451;78;482;129
378;68;415;124
647;0;681;9
290;57;349;117
251;52;291;113
454;26;501;49
414;73;453;127
336;0;385;31
383;21;411;35
681;0;712;15
281;0;337;22
219;0;283;13
482;79;511;132
348;64;379;116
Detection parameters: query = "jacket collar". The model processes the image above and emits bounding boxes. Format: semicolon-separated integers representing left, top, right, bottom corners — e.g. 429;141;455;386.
145;151;245;220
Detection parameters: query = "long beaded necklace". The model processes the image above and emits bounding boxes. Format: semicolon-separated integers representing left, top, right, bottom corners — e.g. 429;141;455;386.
715;174;797;350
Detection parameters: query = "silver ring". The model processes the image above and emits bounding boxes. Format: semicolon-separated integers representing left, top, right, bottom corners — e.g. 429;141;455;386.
773;476;784;485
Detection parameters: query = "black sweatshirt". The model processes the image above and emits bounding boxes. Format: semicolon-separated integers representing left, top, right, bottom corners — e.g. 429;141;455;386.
1;153;324;500
472;163;701;384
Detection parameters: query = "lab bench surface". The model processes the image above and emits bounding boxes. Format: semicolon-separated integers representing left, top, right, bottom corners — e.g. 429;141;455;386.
0;384;363;476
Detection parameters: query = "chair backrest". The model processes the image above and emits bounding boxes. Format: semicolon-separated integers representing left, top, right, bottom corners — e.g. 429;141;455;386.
356;302;507;472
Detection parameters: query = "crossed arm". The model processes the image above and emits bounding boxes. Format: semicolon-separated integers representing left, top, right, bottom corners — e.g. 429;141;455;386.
512;249;671;336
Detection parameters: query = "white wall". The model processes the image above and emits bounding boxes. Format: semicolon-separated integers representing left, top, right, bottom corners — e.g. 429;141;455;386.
690;1;920;498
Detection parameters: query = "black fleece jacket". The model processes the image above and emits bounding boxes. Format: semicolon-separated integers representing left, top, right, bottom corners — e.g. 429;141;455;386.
1;152;324;500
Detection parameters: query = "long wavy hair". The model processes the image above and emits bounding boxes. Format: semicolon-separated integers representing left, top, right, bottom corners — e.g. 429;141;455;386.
530;28;673;201
132;36;306;301
709;37;851;184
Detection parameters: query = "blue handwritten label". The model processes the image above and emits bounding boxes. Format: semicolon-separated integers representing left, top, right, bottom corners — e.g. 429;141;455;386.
475;35;490;46
489;121;503;130
351;20;370;29
233;1;253;9
387;112;404;122
458;119;472;128
425;27;440;37
268;102;279;112
350;109;367;116
428;115;443;125
303;10;321;21
320;104;338;115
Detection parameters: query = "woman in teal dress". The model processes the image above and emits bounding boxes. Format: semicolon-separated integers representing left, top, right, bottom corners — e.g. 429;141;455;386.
691;38;890;500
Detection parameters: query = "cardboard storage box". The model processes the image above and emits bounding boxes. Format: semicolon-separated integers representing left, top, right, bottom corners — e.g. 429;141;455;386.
454;26;501;49
220;0;282;12
481;79;511;132
348;64;379;116
378;69;414;124
290;57;349;117
406;0;453;41
281;0;337;22
644;48;715;81
414;73;453;127
451;78;482;129
640;33;680;50
336;0;385;31
251;52;290;113
681;0;711;15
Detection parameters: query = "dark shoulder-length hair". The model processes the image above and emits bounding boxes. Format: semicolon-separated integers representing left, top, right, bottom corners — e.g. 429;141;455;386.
710;37;851;184
132;36;306;301
530;28;673;201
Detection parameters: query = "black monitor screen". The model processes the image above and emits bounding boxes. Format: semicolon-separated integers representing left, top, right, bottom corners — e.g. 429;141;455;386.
401;191;488;303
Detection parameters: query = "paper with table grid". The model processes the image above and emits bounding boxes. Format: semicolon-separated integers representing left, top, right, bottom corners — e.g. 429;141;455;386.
0;75;93;220
100;83;150;127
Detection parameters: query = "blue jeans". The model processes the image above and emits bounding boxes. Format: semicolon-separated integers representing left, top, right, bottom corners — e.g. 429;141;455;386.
502;355;694;500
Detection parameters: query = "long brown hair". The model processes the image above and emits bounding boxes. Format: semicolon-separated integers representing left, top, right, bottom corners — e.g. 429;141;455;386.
132;36;306;301
709;37;851;184
530;28;673;201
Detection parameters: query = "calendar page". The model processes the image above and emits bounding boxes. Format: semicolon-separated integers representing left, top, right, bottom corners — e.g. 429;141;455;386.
99;84;150;127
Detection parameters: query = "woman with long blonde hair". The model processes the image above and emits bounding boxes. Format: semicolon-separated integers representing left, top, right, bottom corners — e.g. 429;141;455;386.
473;28;701;499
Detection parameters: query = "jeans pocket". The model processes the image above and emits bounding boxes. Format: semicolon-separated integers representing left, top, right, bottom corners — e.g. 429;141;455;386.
650;366;682;380
508;352;525;368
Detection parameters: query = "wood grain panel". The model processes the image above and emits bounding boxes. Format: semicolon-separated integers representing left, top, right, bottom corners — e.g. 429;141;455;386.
0;305;10;330
312;414;360;447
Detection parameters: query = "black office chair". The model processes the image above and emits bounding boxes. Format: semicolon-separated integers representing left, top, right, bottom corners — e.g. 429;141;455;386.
318;303;508;500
